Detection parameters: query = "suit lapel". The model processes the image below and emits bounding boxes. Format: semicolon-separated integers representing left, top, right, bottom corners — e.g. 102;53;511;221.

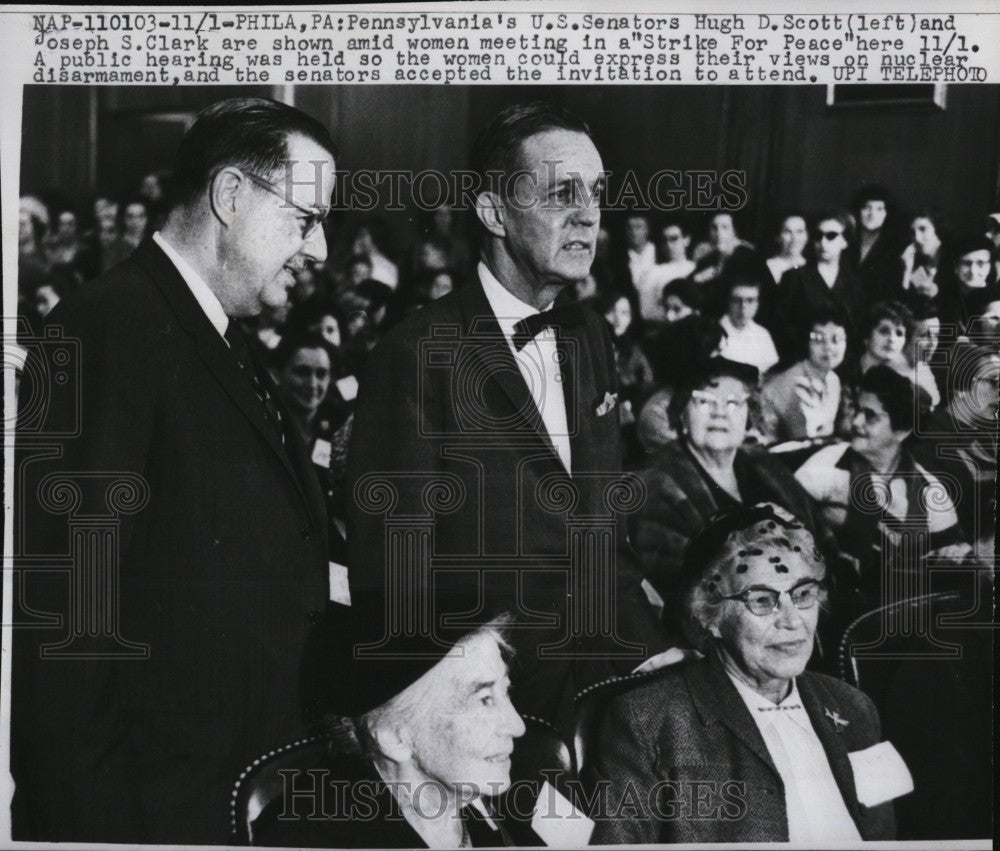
457;279;566;470
131;240;326;531
798;675;864;829
686;653;783;783
559;316;602;477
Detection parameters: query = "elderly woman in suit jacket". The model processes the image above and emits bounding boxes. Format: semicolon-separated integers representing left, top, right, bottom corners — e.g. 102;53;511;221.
589;503;906;845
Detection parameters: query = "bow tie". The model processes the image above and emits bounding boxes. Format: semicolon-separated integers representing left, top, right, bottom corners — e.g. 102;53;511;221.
511;303;585;351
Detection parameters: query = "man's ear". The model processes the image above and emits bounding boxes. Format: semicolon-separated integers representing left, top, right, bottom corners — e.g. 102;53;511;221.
209;167;243;228
475;191;506;239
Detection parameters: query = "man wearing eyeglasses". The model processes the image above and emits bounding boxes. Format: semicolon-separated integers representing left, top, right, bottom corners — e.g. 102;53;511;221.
13;98;337;845
590;502;904;845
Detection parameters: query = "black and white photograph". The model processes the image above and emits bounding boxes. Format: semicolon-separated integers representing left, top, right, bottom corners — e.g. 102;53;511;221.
3;5;998;850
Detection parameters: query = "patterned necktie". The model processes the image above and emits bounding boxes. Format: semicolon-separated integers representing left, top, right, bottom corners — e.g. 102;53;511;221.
511;303;586;351
224;322;285;443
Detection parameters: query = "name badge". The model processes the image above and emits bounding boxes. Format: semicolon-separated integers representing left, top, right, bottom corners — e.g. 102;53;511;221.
336;375;359;402
328;562;351;606
311;438;332;468
848;741;914;807
531;780;594;847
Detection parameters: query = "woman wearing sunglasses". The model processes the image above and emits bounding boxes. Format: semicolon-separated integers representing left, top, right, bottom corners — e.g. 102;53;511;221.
589;503;906;845
769;211;865;361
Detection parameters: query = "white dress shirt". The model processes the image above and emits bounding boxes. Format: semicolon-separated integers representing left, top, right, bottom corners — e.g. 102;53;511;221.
153;231;229;337
727;672;862;844
719;315;779;375
479;262;571;474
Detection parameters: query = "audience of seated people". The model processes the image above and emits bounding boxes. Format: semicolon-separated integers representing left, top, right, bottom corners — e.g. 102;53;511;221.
17;172;997;846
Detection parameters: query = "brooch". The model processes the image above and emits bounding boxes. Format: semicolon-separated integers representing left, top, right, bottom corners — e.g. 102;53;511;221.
825;707;850;732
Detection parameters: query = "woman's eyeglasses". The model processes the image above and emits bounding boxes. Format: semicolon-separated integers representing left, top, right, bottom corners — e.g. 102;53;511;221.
721;579;824;616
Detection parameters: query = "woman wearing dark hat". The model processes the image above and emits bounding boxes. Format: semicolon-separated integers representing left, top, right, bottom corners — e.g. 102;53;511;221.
255;604;542;848
629;357;824;623
590;503;905;845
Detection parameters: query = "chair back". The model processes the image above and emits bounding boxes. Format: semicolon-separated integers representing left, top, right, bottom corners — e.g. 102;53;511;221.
573;670;663;779
230;724;359;845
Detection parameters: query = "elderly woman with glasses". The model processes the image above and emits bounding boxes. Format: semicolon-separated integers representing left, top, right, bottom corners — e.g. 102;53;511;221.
589;503;905;845
630;357;826;624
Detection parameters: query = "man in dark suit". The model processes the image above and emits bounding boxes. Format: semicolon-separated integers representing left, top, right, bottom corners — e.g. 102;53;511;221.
12;98;337;844
346;103;669;734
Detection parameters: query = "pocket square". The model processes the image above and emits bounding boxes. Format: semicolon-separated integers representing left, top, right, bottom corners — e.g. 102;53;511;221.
595;391;618;416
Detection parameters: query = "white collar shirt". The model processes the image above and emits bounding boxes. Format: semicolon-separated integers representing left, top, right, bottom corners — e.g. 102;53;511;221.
720;315;779;375
153;231;229;338
479;262;571;474
727;671;862;844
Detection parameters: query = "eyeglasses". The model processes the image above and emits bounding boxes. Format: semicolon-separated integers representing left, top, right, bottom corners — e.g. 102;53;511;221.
244;172;328;240
690;389;749;415
722;578;824;616
809;331;846;346
818;230;844;241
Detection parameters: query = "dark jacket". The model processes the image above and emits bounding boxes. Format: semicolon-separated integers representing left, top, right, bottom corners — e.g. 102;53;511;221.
588;654;897;844
346;275;668;733
772;265;866;361
12;239;330;844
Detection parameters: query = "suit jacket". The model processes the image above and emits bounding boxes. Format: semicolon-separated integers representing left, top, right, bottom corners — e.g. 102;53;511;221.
588;654;896;844
12;239;330;844
346;275;668;731
253;750;543;848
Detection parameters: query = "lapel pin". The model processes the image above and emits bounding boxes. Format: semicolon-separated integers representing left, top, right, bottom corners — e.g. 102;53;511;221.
825;707;850;732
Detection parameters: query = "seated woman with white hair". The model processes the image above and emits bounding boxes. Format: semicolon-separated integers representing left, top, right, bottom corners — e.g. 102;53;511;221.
589;503;909;845
254;602;544;848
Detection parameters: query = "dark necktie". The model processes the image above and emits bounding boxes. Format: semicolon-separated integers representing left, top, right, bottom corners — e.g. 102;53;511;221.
224;322;285;443
511;302;585;351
